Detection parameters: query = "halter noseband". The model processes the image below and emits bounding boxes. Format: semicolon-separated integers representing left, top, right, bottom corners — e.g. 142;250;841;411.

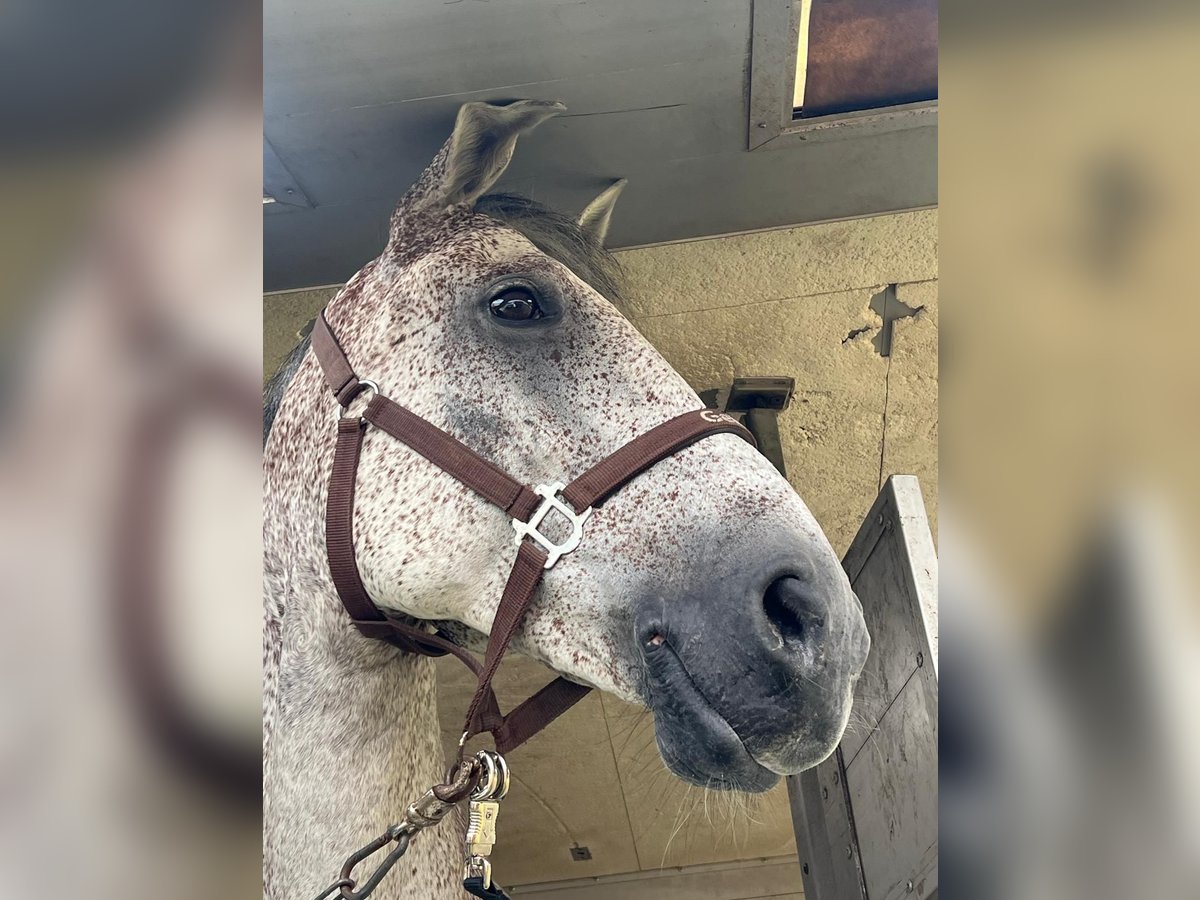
312;309;754;757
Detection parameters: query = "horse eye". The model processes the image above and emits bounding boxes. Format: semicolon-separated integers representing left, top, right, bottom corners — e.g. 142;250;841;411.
489;288;543;321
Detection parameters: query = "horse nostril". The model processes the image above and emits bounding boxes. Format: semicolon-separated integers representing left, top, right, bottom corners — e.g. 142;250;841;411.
763;576;825;646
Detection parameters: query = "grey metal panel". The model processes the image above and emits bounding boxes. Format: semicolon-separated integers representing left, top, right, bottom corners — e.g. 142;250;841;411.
264;0;751;118
265;62;746;210
607;125;937;248
263;0;937;291
264;197;395;291
747;0;800;150
790;475;938;900
839;480;937;764
789;752;866;900
263;137;312;210
846;666;938;900
264;117;936;290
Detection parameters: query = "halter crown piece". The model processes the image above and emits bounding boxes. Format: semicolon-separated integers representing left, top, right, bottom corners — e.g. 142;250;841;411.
309;309;754;900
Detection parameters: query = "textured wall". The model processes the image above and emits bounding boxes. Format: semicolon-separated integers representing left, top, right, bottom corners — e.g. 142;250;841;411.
262;209;938;888
263;286;336;378
617;209;938;553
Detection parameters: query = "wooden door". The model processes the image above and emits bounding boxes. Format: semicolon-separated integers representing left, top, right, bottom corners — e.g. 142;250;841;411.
789;475;938;900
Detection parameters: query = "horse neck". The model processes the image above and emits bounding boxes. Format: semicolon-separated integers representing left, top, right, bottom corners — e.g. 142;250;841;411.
263;560;467;899
263;384;465;899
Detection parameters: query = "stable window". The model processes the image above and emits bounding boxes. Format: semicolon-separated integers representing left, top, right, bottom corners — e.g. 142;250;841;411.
750;0;938;150
794;0;937;118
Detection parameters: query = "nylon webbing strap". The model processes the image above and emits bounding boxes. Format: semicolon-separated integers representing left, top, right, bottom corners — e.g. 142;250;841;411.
459;541;547;750
320;406;566;751
325;417;379;628
364;395;541;521
313;307;756;754
493;676;592;754
563;410;754;511
353;615;508;734
312;313;362;406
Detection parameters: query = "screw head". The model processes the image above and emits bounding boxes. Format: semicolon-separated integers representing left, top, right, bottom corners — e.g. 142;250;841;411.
917;652;924;668
802;863;810;875
832;771;840;785
845;845;853;859
822;787;829;800
906;880;914;892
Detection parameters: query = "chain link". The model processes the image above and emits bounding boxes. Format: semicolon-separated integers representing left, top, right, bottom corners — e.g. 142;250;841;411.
311;879;355;900
335;832;413;900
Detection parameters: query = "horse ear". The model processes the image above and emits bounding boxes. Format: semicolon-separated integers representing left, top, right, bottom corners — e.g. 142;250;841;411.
578;179;627;246
416;100;565;210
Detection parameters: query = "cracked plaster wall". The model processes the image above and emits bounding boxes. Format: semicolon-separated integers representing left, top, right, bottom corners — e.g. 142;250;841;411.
618;209;938;552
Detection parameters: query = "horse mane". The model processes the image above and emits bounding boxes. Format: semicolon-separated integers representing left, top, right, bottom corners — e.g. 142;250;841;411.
263;193;625;442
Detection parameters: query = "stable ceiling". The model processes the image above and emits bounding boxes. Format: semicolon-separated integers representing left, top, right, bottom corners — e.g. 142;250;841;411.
264;0;936;291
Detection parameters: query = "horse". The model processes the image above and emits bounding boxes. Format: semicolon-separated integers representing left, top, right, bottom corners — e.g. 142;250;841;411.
263;99;870;900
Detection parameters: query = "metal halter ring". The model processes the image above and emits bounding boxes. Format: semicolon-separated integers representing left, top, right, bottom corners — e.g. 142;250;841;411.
470;750;510;801
336;379;379;417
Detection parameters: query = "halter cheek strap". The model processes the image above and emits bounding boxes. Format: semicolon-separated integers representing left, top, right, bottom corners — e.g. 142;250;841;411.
312;311;754;756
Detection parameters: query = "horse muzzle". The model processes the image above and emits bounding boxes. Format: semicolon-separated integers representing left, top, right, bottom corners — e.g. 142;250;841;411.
635;550;870;792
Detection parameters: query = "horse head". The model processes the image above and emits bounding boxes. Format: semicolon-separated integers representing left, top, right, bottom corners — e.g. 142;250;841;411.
266;100;869;792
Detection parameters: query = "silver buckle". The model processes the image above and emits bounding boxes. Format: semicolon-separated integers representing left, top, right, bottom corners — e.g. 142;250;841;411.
512;482;592;569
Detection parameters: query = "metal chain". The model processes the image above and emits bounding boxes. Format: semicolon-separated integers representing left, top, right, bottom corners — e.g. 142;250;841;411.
311;879;355;900
310;759;481;900
334;831;414;900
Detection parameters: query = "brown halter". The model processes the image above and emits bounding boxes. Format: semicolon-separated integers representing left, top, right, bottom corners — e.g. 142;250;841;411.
311;310;754;758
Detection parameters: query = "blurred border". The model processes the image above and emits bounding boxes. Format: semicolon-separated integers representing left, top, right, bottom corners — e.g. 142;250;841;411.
942;0;1199;896
0;0;1196;897
0;2;263;896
